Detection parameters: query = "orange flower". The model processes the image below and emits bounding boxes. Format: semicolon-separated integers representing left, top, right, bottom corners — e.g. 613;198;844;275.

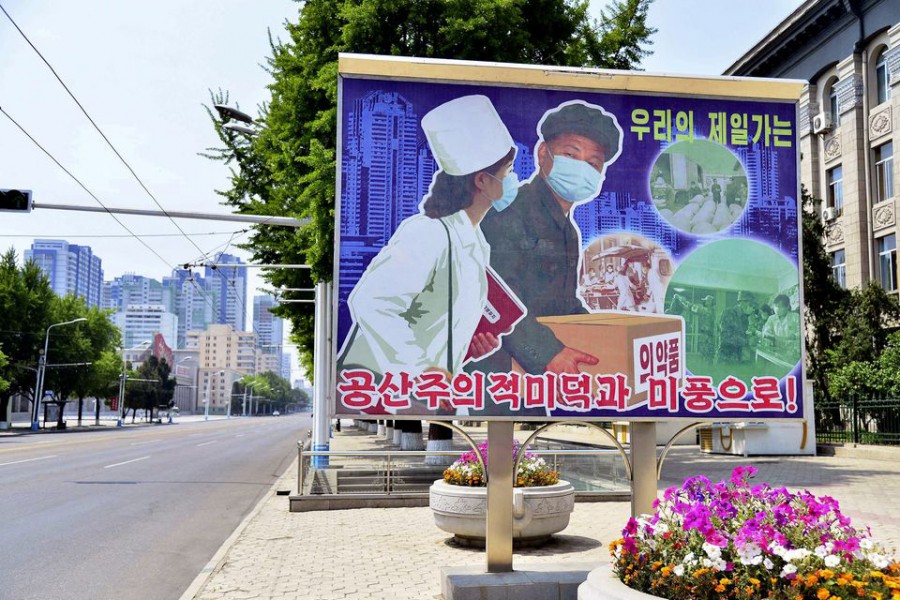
816;588;830;600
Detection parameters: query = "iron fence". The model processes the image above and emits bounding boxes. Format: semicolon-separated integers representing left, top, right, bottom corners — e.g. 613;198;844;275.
815;396;900;445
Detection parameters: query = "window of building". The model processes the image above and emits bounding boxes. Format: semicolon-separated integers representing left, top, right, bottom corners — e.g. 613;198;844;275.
831;249;846;288
828;81;840;121
875;49;891;105
874;143;894;203
877;234;897;292
827;165;843;211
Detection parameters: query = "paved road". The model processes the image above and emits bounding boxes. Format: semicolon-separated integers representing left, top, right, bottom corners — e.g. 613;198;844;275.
0;414;309;600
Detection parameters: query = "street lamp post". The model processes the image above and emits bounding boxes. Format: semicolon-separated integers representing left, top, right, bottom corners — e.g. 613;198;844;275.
117;340;151;427
204;369;225;421
32;318;87;431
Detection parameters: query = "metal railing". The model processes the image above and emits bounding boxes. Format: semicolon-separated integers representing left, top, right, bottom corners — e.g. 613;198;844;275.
296;444;629;496
816;397;900;445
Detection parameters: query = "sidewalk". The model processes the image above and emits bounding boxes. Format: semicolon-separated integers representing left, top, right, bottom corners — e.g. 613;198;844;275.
182;424;900;600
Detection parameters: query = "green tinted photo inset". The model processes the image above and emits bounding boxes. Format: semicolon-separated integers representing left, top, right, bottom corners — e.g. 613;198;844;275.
650;139;748;235
664;239;800;385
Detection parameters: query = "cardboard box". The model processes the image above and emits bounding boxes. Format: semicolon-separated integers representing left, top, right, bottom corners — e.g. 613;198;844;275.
522;313;685;406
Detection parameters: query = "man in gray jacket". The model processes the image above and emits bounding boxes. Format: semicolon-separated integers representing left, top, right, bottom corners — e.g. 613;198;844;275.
469;101;622;413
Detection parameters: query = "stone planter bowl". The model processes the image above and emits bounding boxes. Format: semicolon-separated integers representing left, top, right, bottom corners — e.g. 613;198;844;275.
429;478;575;547
578;562;660;599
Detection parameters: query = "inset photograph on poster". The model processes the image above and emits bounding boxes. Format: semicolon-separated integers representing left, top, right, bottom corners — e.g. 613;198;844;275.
578;233;673;314
664;238;801;385
650;139;749;235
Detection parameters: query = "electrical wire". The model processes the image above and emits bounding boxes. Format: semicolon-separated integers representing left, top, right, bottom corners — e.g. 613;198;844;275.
0;2;217;264
1;230;247;239
0;106;175;272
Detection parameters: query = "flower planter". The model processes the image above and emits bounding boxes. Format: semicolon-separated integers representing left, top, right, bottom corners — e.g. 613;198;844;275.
428;479;575;547
578;562;658;600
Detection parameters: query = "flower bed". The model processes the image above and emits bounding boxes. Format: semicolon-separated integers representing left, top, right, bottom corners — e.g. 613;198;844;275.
608;466;900;599
441;440;560;487
430;440;573;546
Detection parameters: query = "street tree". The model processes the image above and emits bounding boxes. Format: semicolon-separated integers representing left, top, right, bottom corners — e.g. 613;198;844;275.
124;356;176;423
203;0;657;375
0;249;55;425
41;294;121;427
800;186;849;400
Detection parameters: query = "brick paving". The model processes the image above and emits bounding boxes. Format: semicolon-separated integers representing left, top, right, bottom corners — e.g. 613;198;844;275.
183;424;900;600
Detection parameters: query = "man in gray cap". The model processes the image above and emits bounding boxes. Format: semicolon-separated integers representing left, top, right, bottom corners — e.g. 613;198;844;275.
469;101;622;412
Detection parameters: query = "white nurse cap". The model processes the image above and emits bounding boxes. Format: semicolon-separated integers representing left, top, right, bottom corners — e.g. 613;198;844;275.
421;95;514;176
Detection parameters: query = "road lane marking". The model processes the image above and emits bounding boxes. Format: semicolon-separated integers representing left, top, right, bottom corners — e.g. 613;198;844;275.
104;456;150;469
197;440;218;447
235;434;245;438
0;455;58;467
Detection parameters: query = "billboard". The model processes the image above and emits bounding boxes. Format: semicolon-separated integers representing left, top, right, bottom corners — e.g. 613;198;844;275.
334;54;804;421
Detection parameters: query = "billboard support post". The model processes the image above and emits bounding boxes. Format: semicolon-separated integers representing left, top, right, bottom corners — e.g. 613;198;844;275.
630;422;658;517
312;282;330;468
485;421;514;573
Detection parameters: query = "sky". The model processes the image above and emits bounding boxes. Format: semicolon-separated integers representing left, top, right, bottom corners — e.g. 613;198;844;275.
0;0;804;381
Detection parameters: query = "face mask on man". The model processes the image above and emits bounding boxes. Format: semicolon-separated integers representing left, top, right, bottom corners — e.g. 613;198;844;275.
484;172;520;212
544;155;605;203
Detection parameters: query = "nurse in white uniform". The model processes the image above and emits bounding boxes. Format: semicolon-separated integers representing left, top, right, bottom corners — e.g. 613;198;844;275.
338;95;519;389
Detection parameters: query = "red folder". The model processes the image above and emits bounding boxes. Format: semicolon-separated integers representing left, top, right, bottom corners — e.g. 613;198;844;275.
464;267;527;362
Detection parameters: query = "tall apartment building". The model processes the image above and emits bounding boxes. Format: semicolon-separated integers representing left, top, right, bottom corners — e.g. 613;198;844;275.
25;239;103;307
725;0;899;292
112;304;178;350
206;253;247;333
253;295;284;375
102;274;164;311
185;324;256;412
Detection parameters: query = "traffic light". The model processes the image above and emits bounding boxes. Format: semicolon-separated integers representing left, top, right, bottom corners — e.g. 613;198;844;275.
0;189;32;213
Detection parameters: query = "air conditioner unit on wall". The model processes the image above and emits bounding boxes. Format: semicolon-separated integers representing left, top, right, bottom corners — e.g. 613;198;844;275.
813;112;834;134
823;207;838;221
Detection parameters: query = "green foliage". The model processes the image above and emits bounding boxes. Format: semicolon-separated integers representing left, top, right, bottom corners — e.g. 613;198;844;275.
125;356;176;420
800;186;848;399
0;349;9;393
42;294;122;408
203;0;656;377
0;249;56;421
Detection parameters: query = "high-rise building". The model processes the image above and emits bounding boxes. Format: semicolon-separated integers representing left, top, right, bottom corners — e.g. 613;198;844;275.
206;253;247;333
253;295;284;374
25;239;103;307
724;1;899;293
185;324;256;412
102;274;163;311
280;352;292;383
112;304;178;350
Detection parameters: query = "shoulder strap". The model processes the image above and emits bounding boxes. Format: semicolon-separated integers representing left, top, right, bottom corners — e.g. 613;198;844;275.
438;218;453;372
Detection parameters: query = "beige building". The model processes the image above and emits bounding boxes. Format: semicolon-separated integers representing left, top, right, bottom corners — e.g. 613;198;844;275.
186;324;256;412
726;0;899;292
256;350;281;377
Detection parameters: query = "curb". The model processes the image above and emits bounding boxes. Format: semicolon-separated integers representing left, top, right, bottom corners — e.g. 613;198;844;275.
178;456;299;600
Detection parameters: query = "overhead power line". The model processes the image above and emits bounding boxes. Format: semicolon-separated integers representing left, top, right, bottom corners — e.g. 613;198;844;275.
0;1;216;263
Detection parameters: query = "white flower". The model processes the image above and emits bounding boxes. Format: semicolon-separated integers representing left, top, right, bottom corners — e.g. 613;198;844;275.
683;552;696;565
737;543;762;565
750;555;764;566
780;564;797;578
673;564;685;577
702;542;722;560
713;558;727;571
824;554;840;568
763;558;774;570
655;522;669;535
870;553;890;569
814;545;828;559
701;558;713;568
860;538;874;551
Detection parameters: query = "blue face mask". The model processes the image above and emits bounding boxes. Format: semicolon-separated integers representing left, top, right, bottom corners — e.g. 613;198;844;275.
484;172;519;212
544;155;605;203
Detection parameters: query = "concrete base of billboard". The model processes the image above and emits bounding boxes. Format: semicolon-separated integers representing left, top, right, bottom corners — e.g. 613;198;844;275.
441;562;595;600
429;479;575;547
705;421;814;456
